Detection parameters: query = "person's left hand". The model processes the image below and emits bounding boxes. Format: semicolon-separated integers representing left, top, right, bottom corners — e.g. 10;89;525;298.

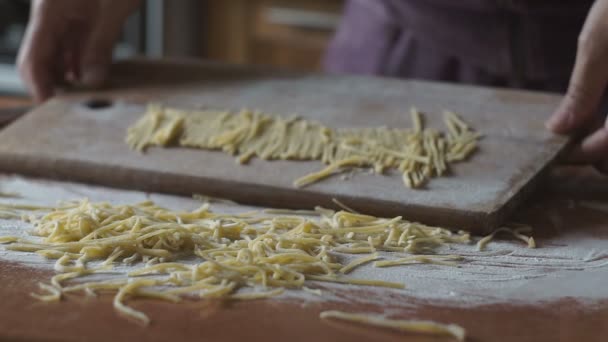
17;0;141;103
545;0;608;172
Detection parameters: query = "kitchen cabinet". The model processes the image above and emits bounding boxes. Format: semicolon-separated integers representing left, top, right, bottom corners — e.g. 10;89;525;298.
202;0;344;71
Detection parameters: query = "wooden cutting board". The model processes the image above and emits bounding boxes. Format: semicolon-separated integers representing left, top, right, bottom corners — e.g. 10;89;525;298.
0;59;568;233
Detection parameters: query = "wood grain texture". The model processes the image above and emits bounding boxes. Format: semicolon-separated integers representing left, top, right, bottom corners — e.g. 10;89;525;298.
0;59;568;233
1;260;606;342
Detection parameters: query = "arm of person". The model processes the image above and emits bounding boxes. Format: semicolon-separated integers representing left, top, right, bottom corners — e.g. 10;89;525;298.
546;0;608;172
17;0;142;103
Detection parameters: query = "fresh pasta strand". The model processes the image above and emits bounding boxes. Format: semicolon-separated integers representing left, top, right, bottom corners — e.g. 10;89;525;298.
374;255;463;268
1;198;474;324
294;157;370;187
477;226;536;251
0;191;21;198
126;105;480;189
339;253;381;274
320;310;466;342
302;286;323;296
332;198;359;214
307;275;405;289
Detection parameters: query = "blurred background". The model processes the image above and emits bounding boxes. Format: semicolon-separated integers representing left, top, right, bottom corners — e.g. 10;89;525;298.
0;0;345;97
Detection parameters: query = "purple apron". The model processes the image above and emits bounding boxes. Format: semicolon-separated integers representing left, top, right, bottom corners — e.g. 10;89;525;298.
324;0;594;92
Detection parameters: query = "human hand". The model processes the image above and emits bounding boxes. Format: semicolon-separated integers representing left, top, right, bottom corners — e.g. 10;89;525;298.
546;0;608;172
17;0;141;103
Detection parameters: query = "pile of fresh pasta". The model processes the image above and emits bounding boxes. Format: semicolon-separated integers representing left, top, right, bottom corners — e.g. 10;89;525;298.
126;106;481;188
0;197;538;341
0;199;471;320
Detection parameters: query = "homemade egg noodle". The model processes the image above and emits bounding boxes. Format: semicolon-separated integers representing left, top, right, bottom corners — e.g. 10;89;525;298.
320;310;466;342
0;199;532;338
0;199;470;323
126;106;480;188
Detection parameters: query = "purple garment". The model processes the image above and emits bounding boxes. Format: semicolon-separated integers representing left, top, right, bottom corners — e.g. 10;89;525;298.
324;0;594;92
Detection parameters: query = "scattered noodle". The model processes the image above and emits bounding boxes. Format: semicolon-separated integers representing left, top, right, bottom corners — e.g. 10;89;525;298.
126;105;481;189
320;310;466;341
1;198;469;324
114;279;158;325
0;191;21;198
307;275;405;289
294;157;370;187
0;198;538;328
263;208;319;216
410;108;423;133
230;288;285;300
339;253;381;274
302;286;323;296
0;236;18;244
332;198;359;214
192;193;237;205
477;226;536;251
374;255;463;268
30;282;61;302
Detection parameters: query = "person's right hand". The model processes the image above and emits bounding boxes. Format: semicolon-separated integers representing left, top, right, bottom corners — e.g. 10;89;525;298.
17;0;141;103
545;0;608;172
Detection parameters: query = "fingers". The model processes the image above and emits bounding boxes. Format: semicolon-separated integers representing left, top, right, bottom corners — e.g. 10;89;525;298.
569;127;608;163
78;26;117;88
545;0;608;134
569;109;608;166
78;0;143;88
545;52;608;134
17;0;98;102
16;0;140;101
546;0;608;172
17;0;60;102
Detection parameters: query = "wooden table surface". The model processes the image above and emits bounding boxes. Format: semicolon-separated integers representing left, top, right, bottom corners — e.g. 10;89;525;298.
0;95;31;127
0;95;30;107
0;97;607;342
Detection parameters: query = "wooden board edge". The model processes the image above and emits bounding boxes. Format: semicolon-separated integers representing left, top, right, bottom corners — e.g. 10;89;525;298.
486;136;571;232
0;152;495;233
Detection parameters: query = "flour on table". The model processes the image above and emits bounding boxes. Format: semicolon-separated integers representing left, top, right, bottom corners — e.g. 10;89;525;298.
1;175;607;309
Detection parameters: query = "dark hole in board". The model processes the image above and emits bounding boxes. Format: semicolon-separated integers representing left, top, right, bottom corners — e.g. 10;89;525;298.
84;98;113;109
